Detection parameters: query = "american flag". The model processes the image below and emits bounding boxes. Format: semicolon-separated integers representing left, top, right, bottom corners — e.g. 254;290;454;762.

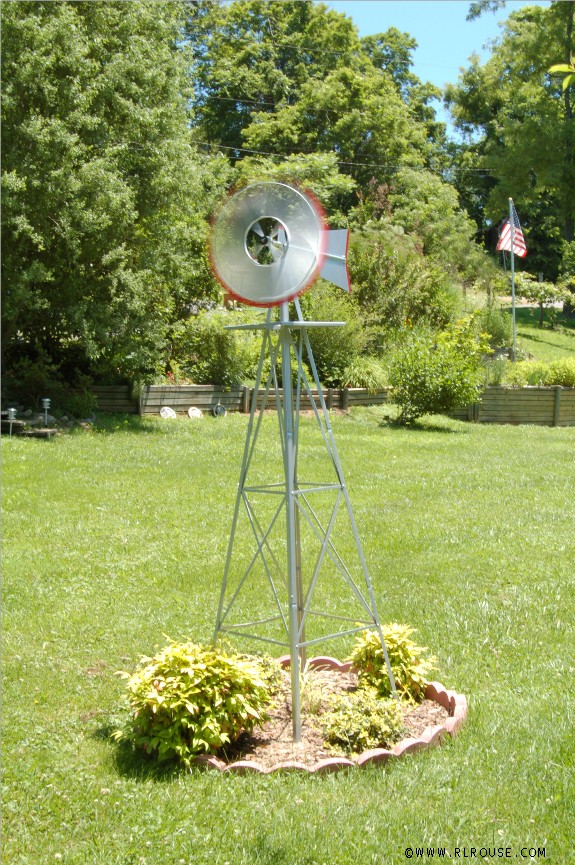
496;203;527;258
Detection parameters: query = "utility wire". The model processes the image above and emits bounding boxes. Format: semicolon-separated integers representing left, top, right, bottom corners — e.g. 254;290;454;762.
194;139;495;175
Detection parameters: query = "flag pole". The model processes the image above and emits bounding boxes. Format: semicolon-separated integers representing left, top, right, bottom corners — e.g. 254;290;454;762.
509;197;517;362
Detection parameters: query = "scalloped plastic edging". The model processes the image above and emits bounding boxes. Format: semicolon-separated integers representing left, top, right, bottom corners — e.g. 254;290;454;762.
191;656;468;775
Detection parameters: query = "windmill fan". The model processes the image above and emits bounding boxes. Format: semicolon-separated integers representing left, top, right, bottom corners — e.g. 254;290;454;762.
210;182;350;305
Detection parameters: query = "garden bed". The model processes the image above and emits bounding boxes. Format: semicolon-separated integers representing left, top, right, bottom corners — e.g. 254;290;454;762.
193;657;467;774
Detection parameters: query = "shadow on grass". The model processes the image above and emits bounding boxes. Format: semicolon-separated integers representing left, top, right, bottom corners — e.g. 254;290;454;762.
95;723;184;781
378;417;470;435
91;414;160;435
509;307;575;332
518;330;575;349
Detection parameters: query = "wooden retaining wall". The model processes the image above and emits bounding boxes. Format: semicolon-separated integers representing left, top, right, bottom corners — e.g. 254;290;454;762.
138;385;390;416
139;384;245;415
465;385;575;427
92;385;138;414
95;384;575;426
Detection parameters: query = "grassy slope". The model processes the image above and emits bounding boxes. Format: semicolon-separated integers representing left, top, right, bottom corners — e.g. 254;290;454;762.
506;307;575;362
2;411;574;864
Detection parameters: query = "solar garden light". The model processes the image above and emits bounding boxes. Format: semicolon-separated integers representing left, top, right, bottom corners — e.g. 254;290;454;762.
7;407;17;436
42;397;51;427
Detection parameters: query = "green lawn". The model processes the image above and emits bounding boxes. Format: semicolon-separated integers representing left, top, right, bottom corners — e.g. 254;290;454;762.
512;307;575;362
3;410;574;864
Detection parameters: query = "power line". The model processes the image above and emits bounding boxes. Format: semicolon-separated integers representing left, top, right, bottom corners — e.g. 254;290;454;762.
196;93;279;108
194;139;496;175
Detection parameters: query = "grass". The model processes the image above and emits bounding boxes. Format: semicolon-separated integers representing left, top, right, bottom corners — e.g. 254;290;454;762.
511;307;575;363
3;410;575;864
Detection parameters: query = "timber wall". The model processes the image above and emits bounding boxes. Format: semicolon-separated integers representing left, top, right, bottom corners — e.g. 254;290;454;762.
449;385;574;426
93;384;575;427
92;385;138;414
138;385;389;415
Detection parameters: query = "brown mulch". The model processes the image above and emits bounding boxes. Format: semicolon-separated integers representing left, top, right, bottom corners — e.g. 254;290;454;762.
221;667;448;769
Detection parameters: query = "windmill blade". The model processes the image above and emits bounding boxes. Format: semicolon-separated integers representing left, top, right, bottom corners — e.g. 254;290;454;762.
250;221;266;239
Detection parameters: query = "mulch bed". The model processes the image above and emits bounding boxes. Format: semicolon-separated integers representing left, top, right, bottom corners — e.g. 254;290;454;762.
220;666;449;770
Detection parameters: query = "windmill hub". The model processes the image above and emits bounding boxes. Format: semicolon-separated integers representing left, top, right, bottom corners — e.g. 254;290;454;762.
245;217;289;266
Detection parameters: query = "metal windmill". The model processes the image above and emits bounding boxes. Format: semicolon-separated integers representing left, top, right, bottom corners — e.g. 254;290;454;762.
210;182;395;741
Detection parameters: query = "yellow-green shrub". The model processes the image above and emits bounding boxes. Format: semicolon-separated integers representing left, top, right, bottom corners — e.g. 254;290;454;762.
349;624;436;702
505;358;575;387
320;687;405;753
115;642;273;766
546;358;575;387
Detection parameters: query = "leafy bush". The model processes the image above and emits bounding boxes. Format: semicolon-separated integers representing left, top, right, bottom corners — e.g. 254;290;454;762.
388;317;490;424
505;360;549;386
320;687;405;753
298;282;367;387
349;225;460;339
349;624;436;702
504;358;575;387
546;358;575;387
479;305;512;349
341;357;387;392
115;642;273;766
64;389;99;419
1;356;99;417
170;310;249;387
243;653;283;693
168;307;314;389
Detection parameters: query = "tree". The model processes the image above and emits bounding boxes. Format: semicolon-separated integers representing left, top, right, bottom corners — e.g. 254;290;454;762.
233;151;357;225
1;1;231;383
362;28;446;151
186;0;365;153
548;55;575;92
187;1;446;191
445;2;575;278
242;63;430;190
388;168;479;267
514;273;570;328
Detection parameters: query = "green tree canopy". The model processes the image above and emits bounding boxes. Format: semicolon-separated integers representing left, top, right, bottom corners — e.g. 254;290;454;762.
445;1;575;278
186;0;366;153
1;0;504;396
187;0;446;190
2;0;230;381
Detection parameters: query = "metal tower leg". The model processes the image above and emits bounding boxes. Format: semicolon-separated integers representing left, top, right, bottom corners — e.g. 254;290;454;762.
297;316;397;696
280;302;302;741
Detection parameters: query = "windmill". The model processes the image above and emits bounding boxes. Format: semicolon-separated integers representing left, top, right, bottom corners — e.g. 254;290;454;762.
210;182;395;741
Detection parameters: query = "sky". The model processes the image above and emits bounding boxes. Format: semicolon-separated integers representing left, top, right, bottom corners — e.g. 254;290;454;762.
326;0;549;126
